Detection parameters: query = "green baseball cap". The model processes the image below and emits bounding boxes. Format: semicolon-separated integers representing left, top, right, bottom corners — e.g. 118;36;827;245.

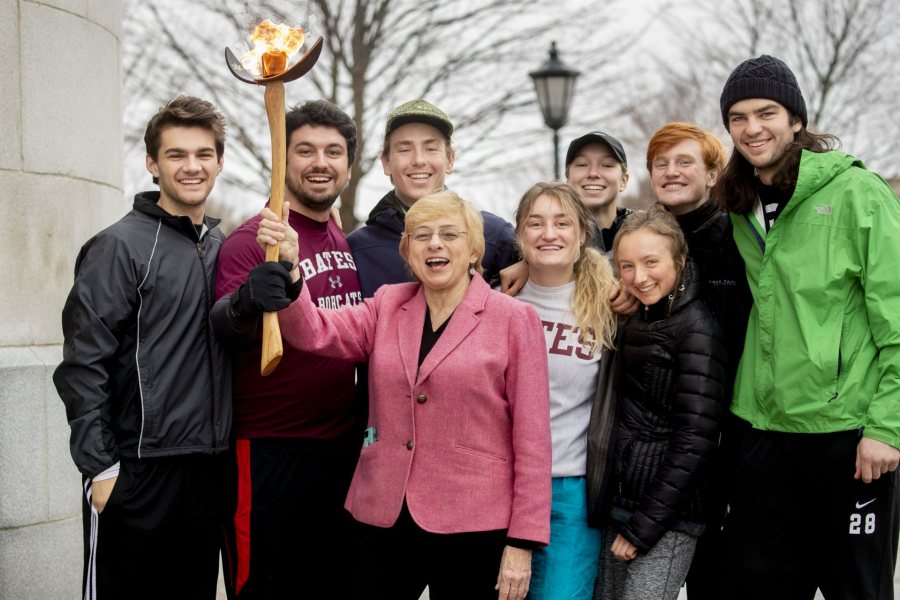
384;99;454;139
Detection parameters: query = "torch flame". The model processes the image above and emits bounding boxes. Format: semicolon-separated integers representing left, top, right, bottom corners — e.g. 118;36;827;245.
239;19;306;77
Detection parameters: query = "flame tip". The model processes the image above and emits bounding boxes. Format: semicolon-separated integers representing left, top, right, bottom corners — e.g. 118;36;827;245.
239;19;306;78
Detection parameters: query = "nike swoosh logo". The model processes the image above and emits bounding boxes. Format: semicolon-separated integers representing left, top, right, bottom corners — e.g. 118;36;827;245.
856;498;877;509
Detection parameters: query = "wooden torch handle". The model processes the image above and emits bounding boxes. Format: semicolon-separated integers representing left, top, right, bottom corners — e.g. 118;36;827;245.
260;80;286;376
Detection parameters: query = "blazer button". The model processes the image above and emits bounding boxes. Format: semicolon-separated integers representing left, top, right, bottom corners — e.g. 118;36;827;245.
416;394;427;404
406;440;414;450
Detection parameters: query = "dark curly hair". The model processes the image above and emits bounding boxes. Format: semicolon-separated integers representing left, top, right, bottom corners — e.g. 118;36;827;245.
285;100;358;166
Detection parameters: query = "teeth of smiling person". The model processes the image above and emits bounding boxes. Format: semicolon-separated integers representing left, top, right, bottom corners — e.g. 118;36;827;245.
638;284;656;292
426;258;448;265
409;173;431;180
180;178;202;184
537;245;561;251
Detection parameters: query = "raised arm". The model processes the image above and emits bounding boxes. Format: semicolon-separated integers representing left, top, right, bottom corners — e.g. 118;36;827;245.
210;204;301;348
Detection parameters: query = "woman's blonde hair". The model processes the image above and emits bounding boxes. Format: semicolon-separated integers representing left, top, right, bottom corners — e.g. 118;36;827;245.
514;182;617;354
399;190;485;276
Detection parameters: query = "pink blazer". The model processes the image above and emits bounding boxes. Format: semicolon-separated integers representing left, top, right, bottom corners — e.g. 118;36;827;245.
280;275;551;544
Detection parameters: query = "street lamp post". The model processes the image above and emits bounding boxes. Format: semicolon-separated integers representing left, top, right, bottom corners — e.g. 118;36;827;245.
530;41;580;180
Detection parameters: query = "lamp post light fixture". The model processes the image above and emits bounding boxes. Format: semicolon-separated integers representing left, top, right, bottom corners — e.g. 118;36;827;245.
530;41;580;180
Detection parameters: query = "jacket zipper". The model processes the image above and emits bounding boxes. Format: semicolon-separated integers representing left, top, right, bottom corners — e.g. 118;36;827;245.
195;239;218;450
828;350;842;403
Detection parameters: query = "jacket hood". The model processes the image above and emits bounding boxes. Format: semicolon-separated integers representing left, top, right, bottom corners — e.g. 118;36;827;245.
793;150;861;203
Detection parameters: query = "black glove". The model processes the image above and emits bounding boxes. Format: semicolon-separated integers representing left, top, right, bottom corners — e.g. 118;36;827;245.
282;261;303;301
231;261;301;319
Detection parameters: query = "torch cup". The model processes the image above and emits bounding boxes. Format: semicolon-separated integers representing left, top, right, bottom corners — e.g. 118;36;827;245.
225;36;324;376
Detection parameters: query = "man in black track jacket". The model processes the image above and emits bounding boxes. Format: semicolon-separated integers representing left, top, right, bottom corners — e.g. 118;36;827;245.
54;96;234;600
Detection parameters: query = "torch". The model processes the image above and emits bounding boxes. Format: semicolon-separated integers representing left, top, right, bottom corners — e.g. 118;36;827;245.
226;21;323;376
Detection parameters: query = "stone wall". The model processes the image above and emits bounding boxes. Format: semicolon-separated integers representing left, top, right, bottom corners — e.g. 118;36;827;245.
0;1;124;597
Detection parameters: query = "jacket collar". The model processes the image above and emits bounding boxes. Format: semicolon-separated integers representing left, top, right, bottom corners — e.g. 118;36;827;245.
396;275;490;388
673;199;719;234
365;189;407;234
134;191;221;241
594;207;632;252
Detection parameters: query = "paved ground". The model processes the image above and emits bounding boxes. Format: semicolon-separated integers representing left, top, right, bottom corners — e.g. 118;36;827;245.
216;555;900;599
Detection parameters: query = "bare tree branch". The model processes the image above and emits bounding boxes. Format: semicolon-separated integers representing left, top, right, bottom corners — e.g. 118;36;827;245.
122;0;639;229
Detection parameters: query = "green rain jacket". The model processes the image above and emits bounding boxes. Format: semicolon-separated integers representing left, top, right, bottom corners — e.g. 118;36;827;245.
730;149;900;449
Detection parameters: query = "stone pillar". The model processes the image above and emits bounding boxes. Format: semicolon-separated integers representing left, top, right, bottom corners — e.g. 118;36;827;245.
0;1;123;597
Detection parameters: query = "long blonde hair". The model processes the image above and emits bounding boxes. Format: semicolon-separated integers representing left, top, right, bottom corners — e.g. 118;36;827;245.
515;182;617;354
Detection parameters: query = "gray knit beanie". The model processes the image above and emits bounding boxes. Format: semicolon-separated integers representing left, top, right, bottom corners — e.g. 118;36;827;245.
720;55;807;128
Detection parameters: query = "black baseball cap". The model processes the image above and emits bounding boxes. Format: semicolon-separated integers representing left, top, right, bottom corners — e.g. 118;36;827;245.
565;131;627;169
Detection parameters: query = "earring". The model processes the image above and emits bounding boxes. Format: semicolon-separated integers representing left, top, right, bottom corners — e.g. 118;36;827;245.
469;263;476;276
668;283;685;300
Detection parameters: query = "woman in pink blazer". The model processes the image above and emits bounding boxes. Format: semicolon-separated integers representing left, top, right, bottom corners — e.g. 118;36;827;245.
258;190;551;600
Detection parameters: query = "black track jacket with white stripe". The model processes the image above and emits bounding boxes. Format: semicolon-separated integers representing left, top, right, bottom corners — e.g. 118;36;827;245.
54;192;231;478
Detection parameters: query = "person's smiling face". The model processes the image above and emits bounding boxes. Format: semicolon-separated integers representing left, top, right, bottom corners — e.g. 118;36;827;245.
519;194;584;285
727;98;802;184
566;142;628;212
382;122;454;206
405;215;476;295
616;228;679;306
284;124;350;214
146;125;222;221
650;139;718;216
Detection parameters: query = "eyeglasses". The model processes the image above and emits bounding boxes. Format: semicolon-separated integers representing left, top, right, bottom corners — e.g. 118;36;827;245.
408;229;468;243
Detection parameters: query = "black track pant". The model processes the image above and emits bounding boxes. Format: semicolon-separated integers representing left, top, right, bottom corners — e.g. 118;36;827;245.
222;435;360;599
723;428;899;600
685;414;750;600
82;454;227;600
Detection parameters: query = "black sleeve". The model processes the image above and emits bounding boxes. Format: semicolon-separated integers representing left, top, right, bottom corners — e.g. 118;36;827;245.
209;292;261;349
52;234;136;477
481;213;519;287
505;537;544;550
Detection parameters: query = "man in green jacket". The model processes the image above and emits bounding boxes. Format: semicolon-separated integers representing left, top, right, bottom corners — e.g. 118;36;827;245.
717;55;899;599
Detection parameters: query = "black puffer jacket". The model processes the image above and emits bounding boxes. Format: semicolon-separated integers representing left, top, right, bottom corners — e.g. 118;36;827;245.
610;260;727;554
675;200;752;401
